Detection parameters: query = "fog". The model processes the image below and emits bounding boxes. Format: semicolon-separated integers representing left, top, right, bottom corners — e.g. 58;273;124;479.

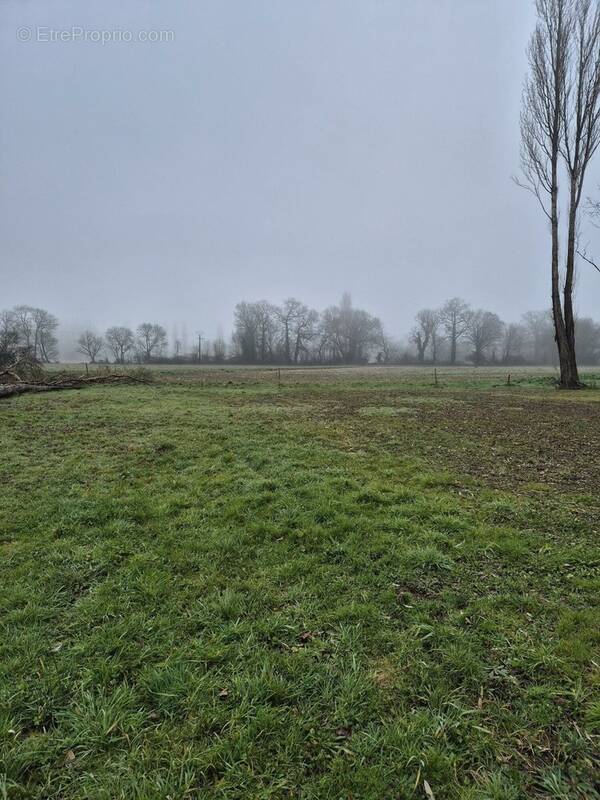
1;0;599;348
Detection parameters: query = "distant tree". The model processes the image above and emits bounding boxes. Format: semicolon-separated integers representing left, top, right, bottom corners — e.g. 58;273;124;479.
276;298;300;364
439;298;471;364
10;305;58;362
410;309;440;363
466;310;504;365
518;0;600;387
232;301;278;363
105;326;134;364
77;330;104;363
35;309;59;362
136;323;168;362
377;329;402;364
275;298;319;363
233;302;259;362
502;323;526;363
255;302;278;362
522;310;556;364
11;306;34;352
320;293;382;364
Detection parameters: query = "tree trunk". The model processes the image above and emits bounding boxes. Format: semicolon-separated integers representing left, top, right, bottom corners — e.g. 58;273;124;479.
551;183;581;388
550;186;573;387
560;179;582;387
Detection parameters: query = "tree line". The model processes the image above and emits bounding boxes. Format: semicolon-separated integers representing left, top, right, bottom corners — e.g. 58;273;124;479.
2;296;600;368
81;324;169;364
409;299;600;366
232;295;600;366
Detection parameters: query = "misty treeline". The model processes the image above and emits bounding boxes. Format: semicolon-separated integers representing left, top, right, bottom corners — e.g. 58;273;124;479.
0;308;165;368
408;299;600;366
229;295;600;366
3;296;600;368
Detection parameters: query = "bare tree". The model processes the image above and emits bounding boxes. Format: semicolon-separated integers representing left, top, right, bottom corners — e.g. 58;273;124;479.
276;298;300;364
255;302;278;362
77;331;104;363
233;302;259;362
320;293;382;364
465;310;504;365
11;306;35;352
10;306;59;362
105;326;134;364
377;329;401;364
502;323;526;363
410;308;439;363
136;323;168;362
519;0;600;387
439;298;471;364
35;309;59;362
232;301;278;363
275;298;319;364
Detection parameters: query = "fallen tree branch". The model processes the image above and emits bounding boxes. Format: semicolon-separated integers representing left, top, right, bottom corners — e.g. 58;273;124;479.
0;373;151;400
0;358;32;381
0;355;45;384
0;368;23;383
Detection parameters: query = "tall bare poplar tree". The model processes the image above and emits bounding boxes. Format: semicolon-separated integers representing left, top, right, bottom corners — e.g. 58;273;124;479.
519;0;600;388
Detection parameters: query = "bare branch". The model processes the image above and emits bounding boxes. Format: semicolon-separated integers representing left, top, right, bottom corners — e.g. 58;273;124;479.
576;247;600;272
512;174;553;220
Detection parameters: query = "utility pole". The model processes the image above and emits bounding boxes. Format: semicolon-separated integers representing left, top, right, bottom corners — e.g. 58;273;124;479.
196;331;204;362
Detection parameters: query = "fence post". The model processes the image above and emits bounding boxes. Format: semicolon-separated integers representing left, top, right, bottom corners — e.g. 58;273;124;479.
434;368;438;386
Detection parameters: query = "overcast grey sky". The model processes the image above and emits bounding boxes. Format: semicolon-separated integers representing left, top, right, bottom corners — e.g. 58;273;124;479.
1;0;599;345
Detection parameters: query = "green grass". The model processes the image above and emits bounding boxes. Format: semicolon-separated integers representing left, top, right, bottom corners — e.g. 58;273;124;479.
1;368;599;799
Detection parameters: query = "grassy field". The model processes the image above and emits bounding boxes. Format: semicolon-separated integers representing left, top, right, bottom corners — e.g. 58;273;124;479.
1;366;599;799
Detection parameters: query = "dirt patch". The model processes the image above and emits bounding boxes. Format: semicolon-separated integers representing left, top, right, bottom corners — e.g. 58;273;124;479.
412;393;600;494
219;384;599;496
301;389;600;495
